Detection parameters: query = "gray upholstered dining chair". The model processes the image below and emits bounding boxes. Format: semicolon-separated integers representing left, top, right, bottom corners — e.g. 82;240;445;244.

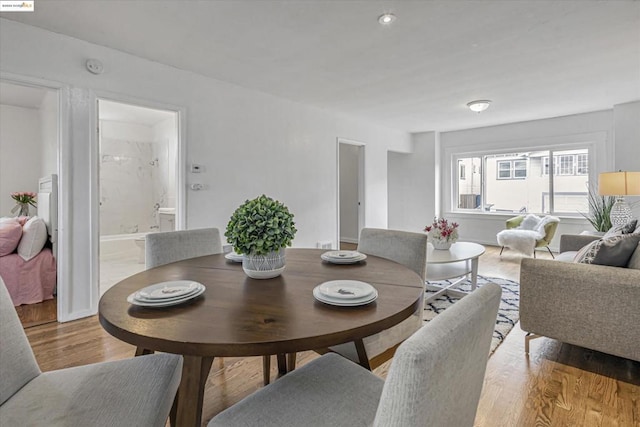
0;277;183;427
145;227;223;269
208;282;502;427
327;228;428;369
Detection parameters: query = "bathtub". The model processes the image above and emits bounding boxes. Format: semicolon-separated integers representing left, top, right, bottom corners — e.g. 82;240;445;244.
100;232;149;260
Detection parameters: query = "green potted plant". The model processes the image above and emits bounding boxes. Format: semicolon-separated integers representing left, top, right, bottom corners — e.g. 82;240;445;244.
225;195;297;279
580;185;615;233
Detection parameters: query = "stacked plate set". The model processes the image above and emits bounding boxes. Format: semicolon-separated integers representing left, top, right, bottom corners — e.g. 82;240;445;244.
321;250;367;264
313;280;377;306
127;280;205;307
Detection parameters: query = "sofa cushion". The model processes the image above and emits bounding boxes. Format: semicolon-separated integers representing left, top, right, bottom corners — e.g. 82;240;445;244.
573;234;640;267
627;243;640;270
555;251;577;262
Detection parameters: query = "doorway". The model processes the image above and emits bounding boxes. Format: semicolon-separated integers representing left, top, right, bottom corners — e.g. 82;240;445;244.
337;139;365;249
97;99;179;295
0;80;61;327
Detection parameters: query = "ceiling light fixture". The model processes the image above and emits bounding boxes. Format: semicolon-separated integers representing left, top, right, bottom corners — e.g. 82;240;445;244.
467;100;491;113
378;13;396;25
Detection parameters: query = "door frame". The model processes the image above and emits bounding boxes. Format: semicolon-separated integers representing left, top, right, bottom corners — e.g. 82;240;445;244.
92;91;186;301
336;138;365;248
0;72;69;320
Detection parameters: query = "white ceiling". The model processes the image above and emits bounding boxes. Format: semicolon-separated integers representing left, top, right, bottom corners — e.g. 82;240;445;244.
3;0;639;132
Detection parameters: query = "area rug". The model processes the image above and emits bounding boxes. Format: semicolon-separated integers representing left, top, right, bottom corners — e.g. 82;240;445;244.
423;275;520;354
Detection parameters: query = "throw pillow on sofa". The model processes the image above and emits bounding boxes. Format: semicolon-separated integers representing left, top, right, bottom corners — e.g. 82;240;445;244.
603;219;638;239
573;233;640;267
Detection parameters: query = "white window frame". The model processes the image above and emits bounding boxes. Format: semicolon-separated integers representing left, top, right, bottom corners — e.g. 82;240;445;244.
445;133;605;218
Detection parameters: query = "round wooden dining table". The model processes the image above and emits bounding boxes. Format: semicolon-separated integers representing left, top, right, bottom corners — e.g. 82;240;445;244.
99;248;424;427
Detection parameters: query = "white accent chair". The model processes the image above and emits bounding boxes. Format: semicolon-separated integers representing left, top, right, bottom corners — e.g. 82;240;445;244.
208;282;502;427
0;277;183;426
327;228;428;369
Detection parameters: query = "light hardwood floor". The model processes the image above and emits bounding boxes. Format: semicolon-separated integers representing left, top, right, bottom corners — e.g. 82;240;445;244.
22;245;639;426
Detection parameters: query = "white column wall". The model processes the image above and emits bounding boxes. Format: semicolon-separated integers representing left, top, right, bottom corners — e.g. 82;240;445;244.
0;19;411;320
388;131;438;232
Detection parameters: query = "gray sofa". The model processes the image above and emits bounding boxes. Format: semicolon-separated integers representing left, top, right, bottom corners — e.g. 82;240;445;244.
520;234;640;362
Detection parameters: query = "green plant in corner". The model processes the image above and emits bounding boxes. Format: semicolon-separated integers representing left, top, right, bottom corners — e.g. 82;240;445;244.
580;184;615;232
225;195;297;255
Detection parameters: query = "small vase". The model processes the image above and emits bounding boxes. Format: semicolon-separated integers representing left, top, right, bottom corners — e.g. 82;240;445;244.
242;248;286;279
432;240;452;250
15;203;30;217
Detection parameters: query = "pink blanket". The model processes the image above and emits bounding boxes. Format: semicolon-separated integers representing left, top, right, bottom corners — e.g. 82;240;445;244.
0;248;56;306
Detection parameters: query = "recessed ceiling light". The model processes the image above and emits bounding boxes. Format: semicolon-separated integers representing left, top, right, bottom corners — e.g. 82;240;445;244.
378;13;396;25
467;100;492;113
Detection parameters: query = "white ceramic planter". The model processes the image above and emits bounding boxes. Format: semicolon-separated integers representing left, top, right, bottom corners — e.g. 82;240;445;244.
431;240;453;250
242;248;286;279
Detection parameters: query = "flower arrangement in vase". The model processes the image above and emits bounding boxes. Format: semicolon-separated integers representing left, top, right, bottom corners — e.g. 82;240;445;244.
424;217;459;250
225;195;297;279
10;191;37;217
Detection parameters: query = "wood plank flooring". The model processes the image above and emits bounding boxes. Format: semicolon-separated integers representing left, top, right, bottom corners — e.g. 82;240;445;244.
21;245;639;426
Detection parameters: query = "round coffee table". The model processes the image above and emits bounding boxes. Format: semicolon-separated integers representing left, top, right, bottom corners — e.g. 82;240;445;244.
425;241;486;303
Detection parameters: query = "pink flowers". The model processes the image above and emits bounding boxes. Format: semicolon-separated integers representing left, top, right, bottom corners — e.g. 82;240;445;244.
424;217;459;243
11;192;37;206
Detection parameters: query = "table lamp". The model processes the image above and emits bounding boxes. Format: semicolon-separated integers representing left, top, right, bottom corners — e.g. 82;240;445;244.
598;171;640;227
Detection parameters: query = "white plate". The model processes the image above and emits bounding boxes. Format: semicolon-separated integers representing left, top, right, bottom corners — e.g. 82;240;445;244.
318;280;374;299
137;281;202;300
134;283;203;303
225;251;244;262
321;252;367;264
128;285;205;307
313;285;378;306
323;250;361;260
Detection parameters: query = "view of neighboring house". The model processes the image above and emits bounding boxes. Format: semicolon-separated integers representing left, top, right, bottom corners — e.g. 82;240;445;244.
457;148;589;214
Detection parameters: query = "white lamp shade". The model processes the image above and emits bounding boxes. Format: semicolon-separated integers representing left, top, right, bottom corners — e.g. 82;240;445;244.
598;171;640;196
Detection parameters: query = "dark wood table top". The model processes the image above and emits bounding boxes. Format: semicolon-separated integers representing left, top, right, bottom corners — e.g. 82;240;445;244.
98;248;424;357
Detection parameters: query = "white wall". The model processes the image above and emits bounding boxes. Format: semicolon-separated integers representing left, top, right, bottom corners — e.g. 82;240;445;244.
0;104;41;217
388;131;438;232
39;90;58;178
613;101;640;218
0;19;411;320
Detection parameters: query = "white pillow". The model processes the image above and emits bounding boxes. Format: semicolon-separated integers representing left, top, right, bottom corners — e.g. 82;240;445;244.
17;216;48;261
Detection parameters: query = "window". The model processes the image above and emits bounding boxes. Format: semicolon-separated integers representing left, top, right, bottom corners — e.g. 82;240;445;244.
455;148;589;215
496;159;527;180
542;153;587;176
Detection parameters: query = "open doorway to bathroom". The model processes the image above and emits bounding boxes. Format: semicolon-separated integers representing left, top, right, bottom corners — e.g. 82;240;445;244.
337;139;365;250
98;99;179;295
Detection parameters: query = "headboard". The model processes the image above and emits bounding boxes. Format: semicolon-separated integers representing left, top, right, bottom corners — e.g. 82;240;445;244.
38;174;58;258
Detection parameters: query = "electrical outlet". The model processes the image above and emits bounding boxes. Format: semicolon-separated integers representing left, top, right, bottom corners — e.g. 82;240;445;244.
190;183;203;191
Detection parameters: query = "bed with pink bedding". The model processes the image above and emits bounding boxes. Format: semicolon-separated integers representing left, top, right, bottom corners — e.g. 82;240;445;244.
0;175;58;307
0;248;56;306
